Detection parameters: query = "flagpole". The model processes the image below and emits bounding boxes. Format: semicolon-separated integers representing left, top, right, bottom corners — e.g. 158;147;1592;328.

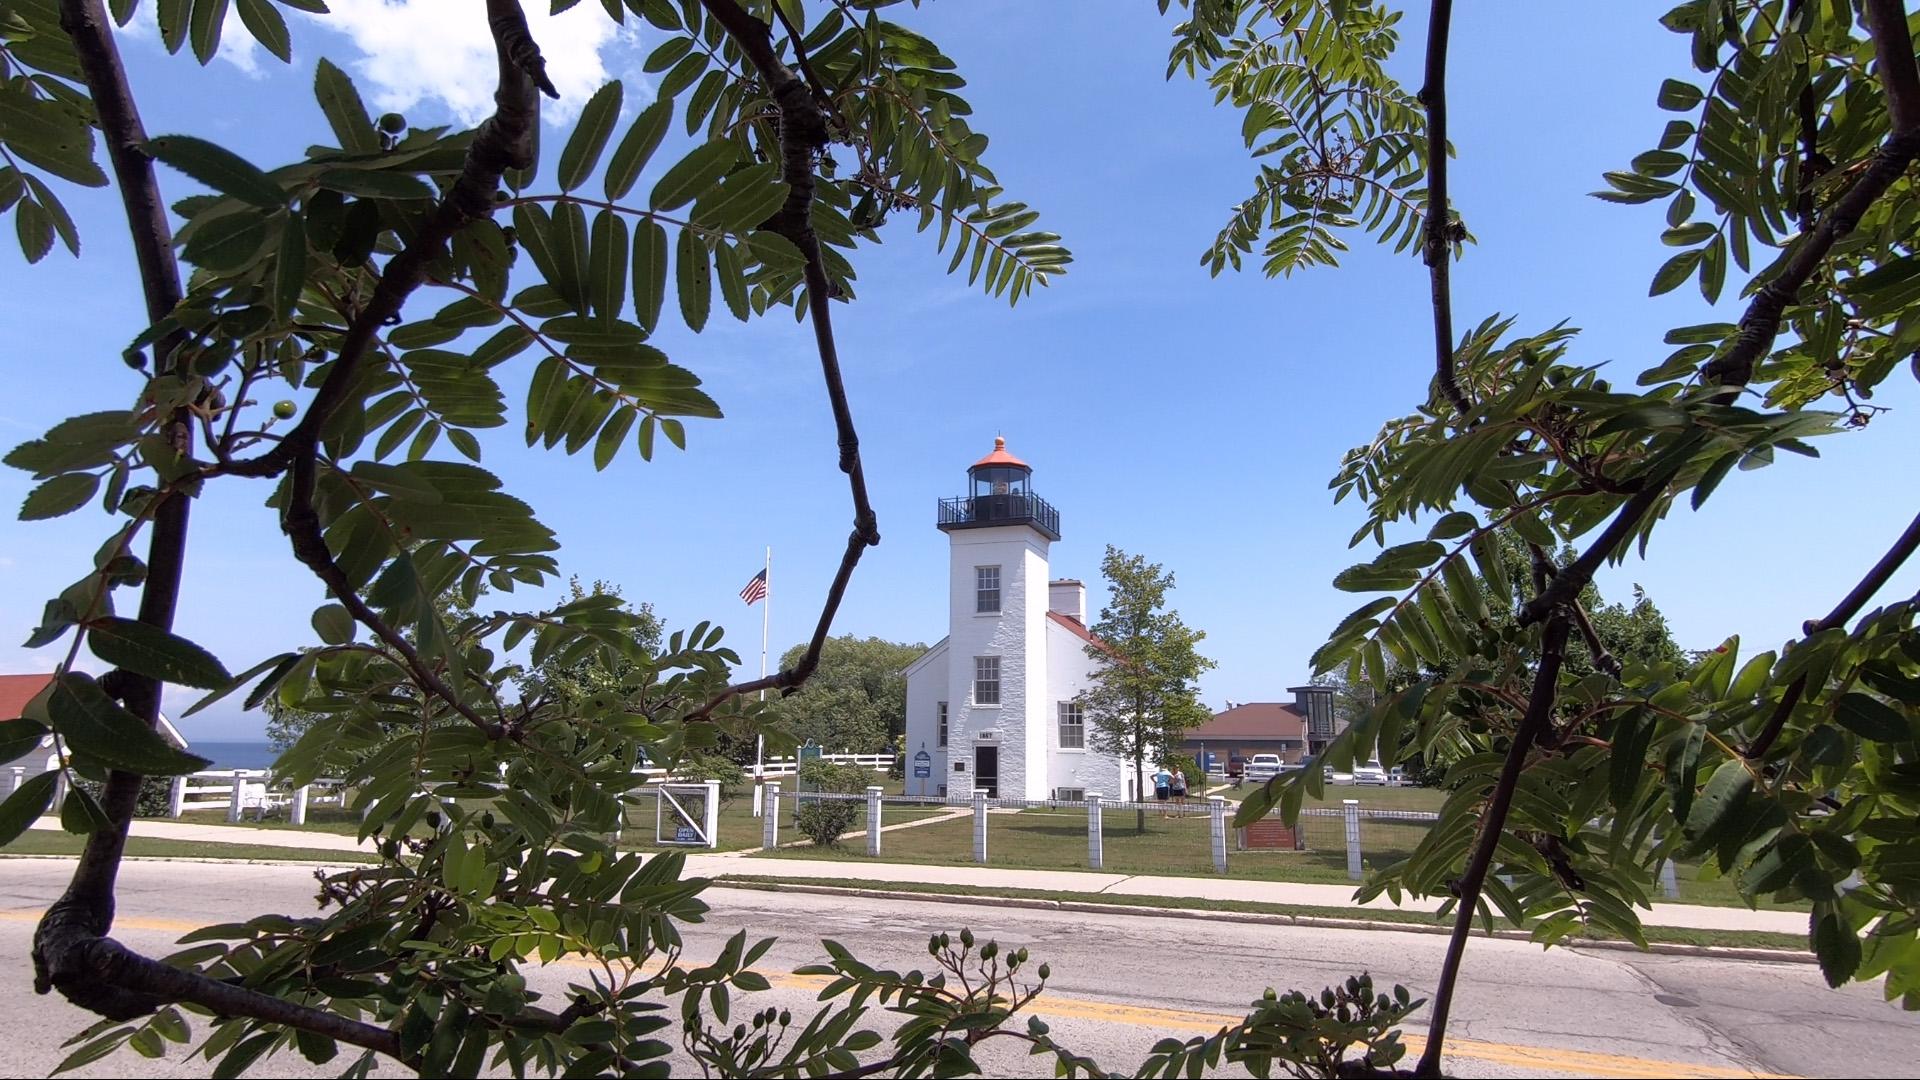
754;546;769;815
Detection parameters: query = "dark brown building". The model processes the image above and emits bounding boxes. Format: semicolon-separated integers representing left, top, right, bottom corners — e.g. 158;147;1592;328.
1181;702;1309;765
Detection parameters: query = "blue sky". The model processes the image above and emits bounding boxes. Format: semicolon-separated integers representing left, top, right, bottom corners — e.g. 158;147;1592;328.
4;2;1917;741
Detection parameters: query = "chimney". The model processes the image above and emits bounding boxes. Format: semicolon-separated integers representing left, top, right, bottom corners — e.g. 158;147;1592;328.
1048;579;1085;624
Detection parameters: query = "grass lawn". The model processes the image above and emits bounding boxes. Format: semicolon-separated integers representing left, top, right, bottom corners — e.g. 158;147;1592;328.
177;806;367;836
7;830;379;864
714;874;1809;953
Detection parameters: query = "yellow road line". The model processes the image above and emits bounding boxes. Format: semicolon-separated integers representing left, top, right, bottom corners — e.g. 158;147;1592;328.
769;973;1793;1080
2;910;1793;1079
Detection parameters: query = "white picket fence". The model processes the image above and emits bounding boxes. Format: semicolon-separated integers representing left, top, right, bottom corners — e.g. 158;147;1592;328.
168;770;348;824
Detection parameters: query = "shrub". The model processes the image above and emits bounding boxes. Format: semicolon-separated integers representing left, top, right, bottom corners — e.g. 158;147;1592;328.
795;799;862;848
75;775;173;819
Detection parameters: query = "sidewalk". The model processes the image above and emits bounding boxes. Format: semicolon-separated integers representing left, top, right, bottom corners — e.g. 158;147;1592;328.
27;818;1808;935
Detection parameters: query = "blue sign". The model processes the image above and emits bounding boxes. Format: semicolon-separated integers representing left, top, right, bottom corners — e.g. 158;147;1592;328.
674;825;700;843
912;749;932;779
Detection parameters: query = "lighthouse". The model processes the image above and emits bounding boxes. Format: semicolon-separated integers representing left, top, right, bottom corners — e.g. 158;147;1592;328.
902;439;1131;801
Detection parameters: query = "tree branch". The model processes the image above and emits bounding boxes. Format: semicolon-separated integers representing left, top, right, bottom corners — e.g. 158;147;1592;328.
1418;0;1469;420
1414;613;1570;1078
688;0;880;721
35;0;546;1030
1745;507;1920;760
268;0;549;739
1703;0;1920;389
38;0;195;1009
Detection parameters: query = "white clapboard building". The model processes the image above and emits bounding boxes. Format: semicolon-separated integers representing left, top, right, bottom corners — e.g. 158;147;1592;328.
901;439;1135;801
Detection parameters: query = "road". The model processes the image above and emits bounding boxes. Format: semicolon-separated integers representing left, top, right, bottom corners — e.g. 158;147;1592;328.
0;859;1913;1078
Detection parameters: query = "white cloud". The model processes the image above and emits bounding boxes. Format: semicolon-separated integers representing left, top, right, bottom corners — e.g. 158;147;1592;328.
316;1;640;126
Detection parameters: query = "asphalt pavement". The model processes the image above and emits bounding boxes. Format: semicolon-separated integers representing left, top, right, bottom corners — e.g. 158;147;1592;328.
2;859;1913;1078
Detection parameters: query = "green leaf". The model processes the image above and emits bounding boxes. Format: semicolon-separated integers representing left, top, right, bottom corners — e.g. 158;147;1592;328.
0;771;58;846
1834;693;1911;743
1649;249;1702;296
233;0;290;63
41;673;209;775
314;58;380;154
676;227;711;331
189;0;229;65
691;163;788;232
604;99;672;200
632;220;669;332
1426;511;1476;541
312;604;356;645
315;169;435;200
0;718;46;762
1657;78;1704;110
559;81;623;192
145;135;285;207
274;211;307;320
87;618;234;689
589;209;629;326
61;782;112;834
1682;759;1753;852
21;473;100;520
649;140;738;212
1812;908;1862;988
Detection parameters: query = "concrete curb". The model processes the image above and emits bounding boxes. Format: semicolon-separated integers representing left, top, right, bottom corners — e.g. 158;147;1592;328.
0;854;372;867
709;878;1815;966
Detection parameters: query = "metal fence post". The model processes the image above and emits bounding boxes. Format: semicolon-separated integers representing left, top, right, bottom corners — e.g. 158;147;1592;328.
1343;799;1362;881
972;788;988;864
866;785;883;857
1659;857;1680;899
1209;795;1229;874
703;780;721;849
762;783;780;849
1086;792;1103;870
228;769;245;823
168;775;185;818
291;784;310;825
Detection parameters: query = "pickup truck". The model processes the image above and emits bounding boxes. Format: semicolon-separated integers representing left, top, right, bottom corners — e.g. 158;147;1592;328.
1243;753;1284;783
1353;761;1389;786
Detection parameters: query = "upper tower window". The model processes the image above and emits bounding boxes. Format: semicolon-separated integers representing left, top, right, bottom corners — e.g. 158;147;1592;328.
976;566;1001;614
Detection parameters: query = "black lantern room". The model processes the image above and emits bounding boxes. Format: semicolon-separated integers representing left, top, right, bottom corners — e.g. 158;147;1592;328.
936;437;1060;540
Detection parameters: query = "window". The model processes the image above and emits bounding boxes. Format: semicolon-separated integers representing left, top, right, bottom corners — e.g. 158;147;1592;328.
973;656;1000;705
1057;702;1085;749
937;701;948;747
975;566;1001;614
1054;787;1085;802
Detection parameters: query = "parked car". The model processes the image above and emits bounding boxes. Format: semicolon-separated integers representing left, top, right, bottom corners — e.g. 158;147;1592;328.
1244;753;1283;783
1328;770;1355;784
1353;761;1389;786
1387;766;1408;786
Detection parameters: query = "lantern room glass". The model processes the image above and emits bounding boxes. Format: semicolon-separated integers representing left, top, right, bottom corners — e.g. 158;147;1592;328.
970;465;1030;498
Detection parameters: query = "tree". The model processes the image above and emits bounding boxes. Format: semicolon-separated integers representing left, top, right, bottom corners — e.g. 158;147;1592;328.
1316;541;1691;783
514;577;663;709
1078;546;1216;831
762;635;925;754
1170;1;1920;1073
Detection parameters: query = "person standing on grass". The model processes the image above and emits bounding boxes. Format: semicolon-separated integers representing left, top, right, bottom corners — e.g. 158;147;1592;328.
1171;766;1188;813
1153;764;1172;814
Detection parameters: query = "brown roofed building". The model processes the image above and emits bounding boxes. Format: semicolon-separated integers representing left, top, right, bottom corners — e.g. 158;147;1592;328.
2;673;190;787
1181;701;1309;766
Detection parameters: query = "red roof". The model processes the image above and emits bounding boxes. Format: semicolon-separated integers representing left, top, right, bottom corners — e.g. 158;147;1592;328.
1047;611;1117;658
0;673;55;721
971;436;1029;469
1186;702;1306;741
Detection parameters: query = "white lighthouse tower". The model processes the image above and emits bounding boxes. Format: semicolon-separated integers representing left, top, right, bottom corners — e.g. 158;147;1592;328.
902;439;1129;802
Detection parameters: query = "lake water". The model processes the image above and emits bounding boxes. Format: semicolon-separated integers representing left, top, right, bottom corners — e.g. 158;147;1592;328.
188;742;278;770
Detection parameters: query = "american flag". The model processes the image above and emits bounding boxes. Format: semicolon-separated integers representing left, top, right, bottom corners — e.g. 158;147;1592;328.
739;568;768;605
